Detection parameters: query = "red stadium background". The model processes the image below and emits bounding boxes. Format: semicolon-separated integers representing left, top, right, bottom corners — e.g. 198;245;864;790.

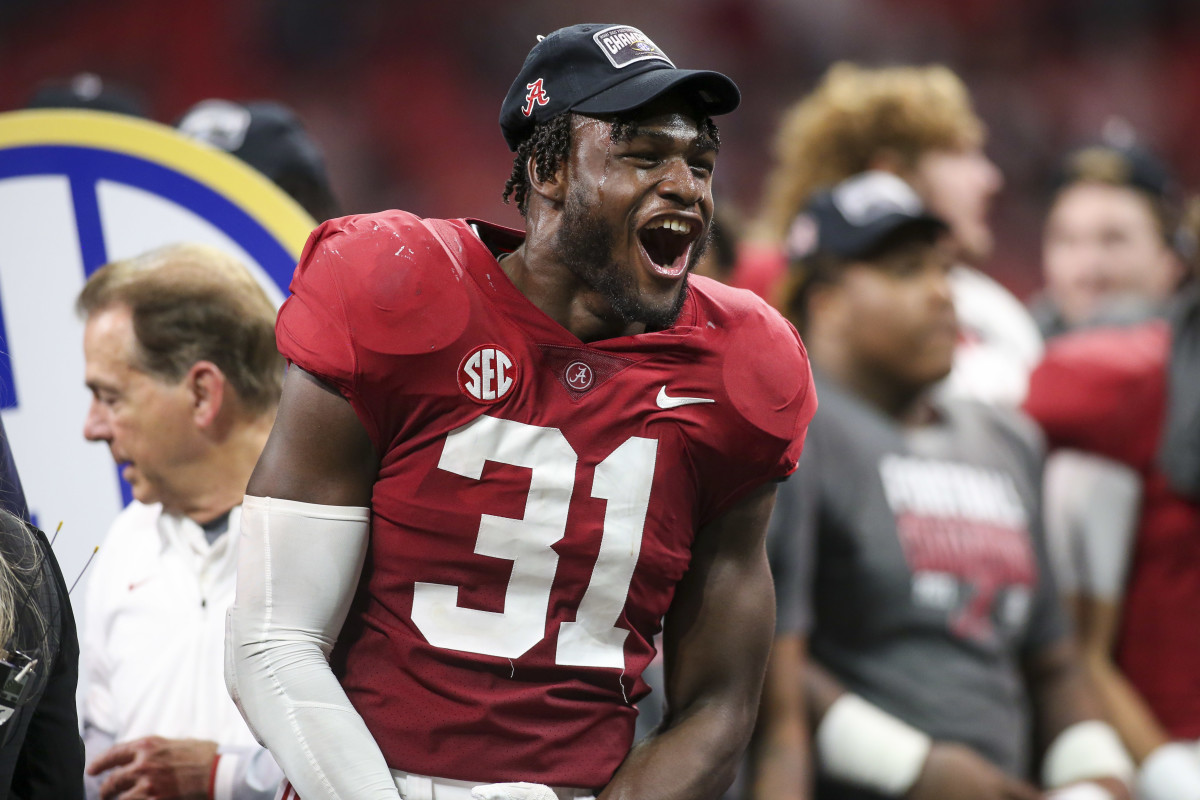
4;0;1200;298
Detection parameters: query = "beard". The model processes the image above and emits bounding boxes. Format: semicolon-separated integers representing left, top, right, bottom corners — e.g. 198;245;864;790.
554;188;709;331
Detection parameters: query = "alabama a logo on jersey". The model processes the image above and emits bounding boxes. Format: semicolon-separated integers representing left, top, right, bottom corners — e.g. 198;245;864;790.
459;344;518;403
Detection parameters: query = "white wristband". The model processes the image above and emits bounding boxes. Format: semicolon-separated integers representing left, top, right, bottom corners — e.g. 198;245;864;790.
1043;720;1134;789
1045;783;1114;800
815;693;932;796
1137;742;1200;800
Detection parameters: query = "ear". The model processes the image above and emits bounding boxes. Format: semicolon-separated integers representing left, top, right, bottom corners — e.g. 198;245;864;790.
526;150;567;206
807;280;849;331
185;361;227;429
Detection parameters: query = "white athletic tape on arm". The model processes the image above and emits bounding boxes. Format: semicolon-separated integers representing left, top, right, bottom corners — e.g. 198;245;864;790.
225;495;400;800
1043;720;1135;789
1137;742;1200;800
471;783;560;800
815;693;931;796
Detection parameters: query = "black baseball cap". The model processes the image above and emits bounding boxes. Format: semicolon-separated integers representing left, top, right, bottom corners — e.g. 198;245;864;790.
1056;140;1174;199
787;171;948;262
500;23;740;151
27;73;146;117
176;99;338;220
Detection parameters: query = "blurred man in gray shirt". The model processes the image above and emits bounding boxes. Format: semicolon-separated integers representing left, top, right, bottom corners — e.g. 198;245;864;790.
751;172;1134;800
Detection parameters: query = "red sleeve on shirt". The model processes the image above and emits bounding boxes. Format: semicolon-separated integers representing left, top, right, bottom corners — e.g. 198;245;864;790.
696;281;818;521
275;210;471;450
1023;321;1169;469
276;217;357;384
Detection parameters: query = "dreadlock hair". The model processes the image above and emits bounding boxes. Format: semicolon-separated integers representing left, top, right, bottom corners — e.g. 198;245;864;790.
503;111;722;216
504;113;573;216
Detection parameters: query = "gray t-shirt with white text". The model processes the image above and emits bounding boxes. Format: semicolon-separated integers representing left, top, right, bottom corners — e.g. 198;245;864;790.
770;374;1068;780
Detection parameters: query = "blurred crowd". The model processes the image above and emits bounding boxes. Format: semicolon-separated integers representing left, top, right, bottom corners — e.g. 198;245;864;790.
6;0;1200;296
0;4;1198;800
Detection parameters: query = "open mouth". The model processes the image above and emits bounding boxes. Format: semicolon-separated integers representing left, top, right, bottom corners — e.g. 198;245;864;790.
638;218;701;278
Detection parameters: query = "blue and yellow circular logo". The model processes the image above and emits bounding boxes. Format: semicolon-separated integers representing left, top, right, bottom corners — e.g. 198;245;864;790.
0;109;316;584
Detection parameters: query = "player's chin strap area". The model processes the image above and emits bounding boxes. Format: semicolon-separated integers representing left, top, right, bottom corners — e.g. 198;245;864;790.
225;495;401;800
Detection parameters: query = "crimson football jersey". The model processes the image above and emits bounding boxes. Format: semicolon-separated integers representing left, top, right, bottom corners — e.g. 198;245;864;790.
1026;320;1200;739
275;210;816;787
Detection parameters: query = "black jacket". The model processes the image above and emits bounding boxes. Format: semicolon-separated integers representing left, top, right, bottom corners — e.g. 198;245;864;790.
0;522;84;800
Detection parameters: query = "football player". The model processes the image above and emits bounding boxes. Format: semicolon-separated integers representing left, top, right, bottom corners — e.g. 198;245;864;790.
225;23;816;800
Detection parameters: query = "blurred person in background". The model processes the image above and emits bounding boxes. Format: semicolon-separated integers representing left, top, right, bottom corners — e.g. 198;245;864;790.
1031;133;1187;340
176;99;340;222
752;171;1134;800
78;244;284;800
1025;198;1200;800
0;508;84;799
746;62;1043;406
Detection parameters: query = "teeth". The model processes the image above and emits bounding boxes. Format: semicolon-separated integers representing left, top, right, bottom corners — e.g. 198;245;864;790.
646;219;692;235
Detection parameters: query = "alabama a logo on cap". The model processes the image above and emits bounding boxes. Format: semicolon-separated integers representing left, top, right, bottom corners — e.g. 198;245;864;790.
523;78;550;117
592;25;675;69
459;344;518;404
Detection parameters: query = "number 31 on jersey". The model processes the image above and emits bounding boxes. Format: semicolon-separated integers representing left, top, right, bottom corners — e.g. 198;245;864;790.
411;415;657;670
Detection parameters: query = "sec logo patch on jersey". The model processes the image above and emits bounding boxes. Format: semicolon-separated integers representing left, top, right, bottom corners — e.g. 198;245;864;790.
459;344;518;403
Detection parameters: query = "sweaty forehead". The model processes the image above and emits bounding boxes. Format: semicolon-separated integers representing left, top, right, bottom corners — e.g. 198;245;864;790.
621;114;708;144
575;108;713;150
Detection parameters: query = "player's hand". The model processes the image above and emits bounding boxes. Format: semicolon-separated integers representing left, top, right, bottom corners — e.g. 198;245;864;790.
86;736;219;800
906;742;1040;800
471;782;559;800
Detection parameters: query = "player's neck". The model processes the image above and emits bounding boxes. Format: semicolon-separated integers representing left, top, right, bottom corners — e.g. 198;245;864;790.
499;246;646;342
837;368;926;421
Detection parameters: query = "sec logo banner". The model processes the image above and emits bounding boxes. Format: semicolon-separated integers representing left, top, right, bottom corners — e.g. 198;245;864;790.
0;109;315;595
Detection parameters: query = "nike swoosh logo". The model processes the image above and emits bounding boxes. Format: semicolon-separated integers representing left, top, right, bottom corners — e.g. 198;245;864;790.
656;386;716;409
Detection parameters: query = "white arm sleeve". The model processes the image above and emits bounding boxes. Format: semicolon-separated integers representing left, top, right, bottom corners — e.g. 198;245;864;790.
1042;450;1141;600
225;495;400;800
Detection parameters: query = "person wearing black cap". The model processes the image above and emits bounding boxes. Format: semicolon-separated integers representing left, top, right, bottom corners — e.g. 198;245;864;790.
176;99;340;222
753;172;1134;800
1033;136;1187;340
226;23;814;800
